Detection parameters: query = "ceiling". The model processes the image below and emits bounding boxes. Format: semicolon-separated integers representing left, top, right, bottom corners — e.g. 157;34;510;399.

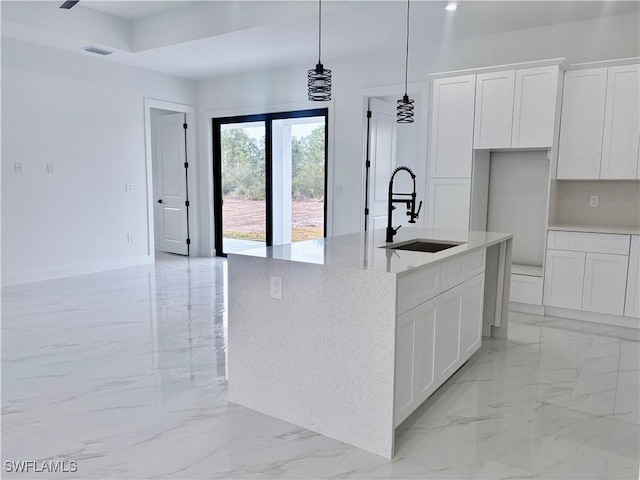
2;1;639;80
81;1;191;20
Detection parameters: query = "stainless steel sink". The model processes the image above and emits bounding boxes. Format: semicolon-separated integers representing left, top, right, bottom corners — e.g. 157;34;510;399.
382;239;464;253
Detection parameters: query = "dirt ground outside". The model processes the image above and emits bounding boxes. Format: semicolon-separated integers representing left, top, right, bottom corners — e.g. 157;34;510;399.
222;198;324;242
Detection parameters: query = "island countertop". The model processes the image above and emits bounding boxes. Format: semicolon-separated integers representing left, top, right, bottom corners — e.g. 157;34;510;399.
230;227;512;276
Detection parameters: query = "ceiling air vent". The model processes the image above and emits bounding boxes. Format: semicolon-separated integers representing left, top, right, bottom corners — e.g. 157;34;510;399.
84;46;113;56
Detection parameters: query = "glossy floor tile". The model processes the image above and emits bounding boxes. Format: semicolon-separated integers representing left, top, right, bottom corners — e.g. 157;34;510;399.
2;253;639;479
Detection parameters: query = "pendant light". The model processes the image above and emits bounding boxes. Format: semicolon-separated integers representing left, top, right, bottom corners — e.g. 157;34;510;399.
397;0;414;123
308;0;331;101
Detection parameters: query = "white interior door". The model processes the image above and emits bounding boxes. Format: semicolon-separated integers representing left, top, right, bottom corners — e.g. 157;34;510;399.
366;98;397;232
153;112;188;255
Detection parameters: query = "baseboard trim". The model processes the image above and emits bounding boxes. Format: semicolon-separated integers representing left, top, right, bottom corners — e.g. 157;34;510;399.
510;302;545;315
545;306;639;329
2;255;154;287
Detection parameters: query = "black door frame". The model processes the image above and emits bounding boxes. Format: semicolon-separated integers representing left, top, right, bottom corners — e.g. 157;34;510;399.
212;108;329;257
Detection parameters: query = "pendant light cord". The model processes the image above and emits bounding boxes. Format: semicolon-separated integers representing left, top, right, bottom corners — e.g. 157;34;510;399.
318;0;322;63
404;0;410;95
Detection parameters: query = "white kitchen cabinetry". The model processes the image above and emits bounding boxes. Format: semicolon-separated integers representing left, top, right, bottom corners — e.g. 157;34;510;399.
474;66;559;149
557;63;640;180
600;64;640;179
474;70;515;149
427;178;471;231
544;230;632;316
543;249;586;310
625;236;640;318
557;68;608;179
511;66;560;148
582;253;629;316
395;272;485;425
430;74;476;178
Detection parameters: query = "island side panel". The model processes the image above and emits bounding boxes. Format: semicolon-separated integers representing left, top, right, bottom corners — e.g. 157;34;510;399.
227;255;398;458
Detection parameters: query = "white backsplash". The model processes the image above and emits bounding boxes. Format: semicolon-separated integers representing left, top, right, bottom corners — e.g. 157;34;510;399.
556;180;640;228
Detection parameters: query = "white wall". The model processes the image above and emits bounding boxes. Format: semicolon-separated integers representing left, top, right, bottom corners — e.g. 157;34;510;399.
196;12;639;249
1;38;196;285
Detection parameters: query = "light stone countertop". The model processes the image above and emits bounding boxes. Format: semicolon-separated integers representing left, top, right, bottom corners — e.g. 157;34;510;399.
230;227;512;276
548;224;640;236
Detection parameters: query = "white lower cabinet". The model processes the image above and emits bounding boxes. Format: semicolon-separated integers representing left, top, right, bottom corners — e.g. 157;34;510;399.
582;253;629;316
395;273;485;426
625;236;640;318
543;249;586;310
544;231;633;317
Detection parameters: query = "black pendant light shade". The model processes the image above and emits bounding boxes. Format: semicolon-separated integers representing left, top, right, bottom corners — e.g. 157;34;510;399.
397;0;414;123
308;0;331;101
397;94;415;123
308;63;332;101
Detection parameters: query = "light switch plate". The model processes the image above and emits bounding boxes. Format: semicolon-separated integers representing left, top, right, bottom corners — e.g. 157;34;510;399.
270;276;282;300
14;162;22;174
125;183;136;192
47;163;55;174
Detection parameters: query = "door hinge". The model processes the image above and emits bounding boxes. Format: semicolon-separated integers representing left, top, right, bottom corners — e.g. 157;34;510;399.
186;238;191;245
365;160;371;168
184;162;189;169
366;110;372;118
183;123;188;130
364;208;369;215
185;200;190;207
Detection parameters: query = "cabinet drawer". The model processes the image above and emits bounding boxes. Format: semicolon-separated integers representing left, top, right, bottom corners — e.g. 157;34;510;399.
397;265;441;315
510;274;543;305
441;249;485;291
547;230;630;255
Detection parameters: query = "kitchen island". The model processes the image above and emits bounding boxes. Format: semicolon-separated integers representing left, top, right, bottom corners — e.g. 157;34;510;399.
227;227;512;458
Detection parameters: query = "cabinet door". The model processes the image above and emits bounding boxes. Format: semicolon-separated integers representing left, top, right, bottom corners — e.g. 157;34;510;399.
582;253;629;316
394;298;436;424
600;64;640;179
435;288;462;381
625;236;640;318
557;68;608;179
474;70;515;149
543;249;586;309
427;179;471;231
430;75;476;178
460;274;485;358
511;66;559;148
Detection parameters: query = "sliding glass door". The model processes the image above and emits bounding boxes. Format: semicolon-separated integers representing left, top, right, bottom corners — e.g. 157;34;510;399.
219;121;267;254
213;109;328;256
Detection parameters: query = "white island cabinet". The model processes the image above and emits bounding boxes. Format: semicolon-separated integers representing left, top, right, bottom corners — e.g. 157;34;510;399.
228;228;512;458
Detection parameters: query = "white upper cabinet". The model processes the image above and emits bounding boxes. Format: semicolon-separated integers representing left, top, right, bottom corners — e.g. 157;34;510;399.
511;66;560;148
474;70;515;149
430;74;476;178
557;68;608;179
557;63;640;180
473;66;559;150
600;64;640;179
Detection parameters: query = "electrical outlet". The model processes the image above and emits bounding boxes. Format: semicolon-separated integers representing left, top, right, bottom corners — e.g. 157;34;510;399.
270;276;282;300
47;163;55;174
335;186;344;195
127;233;134;243
14;162;22;174
590;195;599;208
125;183;136;192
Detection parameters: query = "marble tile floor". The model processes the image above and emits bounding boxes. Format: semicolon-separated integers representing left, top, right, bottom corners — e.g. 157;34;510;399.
2;253;639;479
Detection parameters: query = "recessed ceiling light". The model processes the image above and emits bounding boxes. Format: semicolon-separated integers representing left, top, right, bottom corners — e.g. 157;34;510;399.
445;3;457;11
83;46;113;56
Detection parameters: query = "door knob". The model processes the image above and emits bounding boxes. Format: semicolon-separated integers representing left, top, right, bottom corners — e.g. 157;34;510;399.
157;199;163;204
